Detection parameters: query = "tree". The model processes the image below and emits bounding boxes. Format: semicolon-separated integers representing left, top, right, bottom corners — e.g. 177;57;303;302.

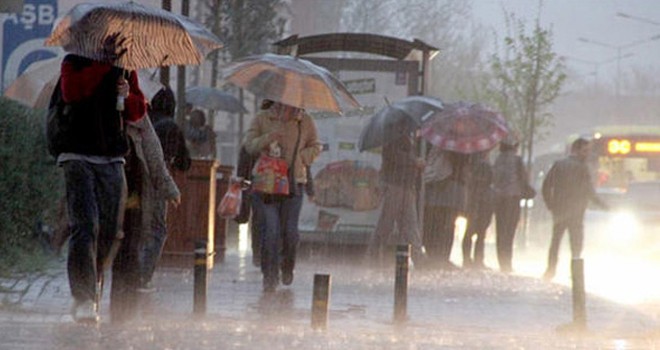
486;12;566;169
339;0;489;101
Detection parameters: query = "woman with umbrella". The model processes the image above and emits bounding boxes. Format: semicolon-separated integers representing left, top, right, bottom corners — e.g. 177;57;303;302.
420;102;508;270
243;100;322;293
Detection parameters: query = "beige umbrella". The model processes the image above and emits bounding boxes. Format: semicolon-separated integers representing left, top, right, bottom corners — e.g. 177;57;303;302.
4;57;163;109
222;53;360;113
45;1;222;70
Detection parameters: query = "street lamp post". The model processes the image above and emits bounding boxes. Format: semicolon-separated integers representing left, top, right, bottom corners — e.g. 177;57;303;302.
578;34;660;97
562;54;633;90
616;12;660;27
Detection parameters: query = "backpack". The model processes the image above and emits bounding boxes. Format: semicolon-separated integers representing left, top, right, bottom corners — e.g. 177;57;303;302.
45;77;70;158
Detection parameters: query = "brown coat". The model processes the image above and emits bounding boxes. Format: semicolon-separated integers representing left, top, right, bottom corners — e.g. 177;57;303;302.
243;109;321;184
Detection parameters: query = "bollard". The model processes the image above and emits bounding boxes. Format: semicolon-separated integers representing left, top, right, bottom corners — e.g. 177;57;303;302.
193;240;208;316
394;244;410;324
311;274;331;330
571;258;587;329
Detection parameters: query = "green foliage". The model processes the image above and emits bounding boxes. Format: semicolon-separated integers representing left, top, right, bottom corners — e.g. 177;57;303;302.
486;13;566;160
202;0;286;63
0;98;62;271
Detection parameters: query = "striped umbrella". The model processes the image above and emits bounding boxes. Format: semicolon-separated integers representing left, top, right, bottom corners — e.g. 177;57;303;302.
44;1;222;70
222;53;360;113
420;101;509;154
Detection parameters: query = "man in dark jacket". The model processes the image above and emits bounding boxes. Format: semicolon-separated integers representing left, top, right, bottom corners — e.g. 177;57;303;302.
53;38;146;323
542;138;607;281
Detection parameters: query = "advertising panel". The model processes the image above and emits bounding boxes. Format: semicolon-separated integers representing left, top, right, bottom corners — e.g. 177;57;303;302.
299;65;415;237
1;0;59;91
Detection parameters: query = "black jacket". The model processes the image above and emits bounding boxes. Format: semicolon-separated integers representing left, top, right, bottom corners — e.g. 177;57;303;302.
50;55;128;157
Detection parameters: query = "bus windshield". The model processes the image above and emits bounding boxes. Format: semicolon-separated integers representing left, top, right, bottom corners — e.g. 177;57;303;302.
592;134;660;189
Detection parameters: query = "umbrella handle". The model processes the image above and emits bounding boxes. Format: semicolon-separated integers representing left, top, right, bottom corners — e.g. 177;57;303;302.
116;69;128;111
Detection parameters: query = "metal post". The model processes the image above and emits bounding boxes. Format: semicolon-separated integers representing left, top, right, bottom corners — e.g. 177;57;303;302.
159;0;171;87
311;274;331;330
394;244;410;324
571;258;587;330
193;240;208;316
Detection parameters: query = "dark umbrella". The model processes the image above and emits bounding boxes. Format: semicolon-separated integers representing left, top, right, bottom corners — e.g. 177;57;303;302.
358;95;444;151
420;101;508;154
185;86;247;113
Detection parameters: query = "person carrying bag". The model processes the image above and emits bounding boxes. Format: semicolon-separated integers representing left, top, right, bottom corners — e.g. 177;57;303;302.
243;100;321;293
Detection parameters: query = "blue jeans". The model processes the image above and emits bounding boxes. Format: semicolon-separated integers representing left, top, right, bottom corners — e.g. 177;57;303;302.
63;160;125;304
251;187;304;287
139;198;168;285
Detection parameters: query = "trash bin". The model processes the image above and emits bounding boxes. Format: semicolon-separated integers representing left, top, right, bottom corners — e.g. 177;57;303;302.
162;159;219;268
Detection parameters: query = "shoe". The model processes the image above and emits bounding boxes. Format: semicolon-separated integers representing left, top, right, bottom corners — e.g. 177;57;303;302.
281;269;294;286
72;300;99;323
136;281;156;293
263;280;277;293
439;261;460;271
542;270;555;281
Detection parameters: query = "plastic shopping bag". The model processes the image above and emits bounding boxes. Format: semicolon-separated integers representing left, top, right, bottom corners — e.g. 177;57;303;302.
218;179;243;219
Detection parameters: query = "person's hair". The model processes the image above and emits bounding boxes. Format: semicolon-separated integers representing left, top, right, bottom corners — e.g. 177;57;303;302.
190;109;206;125
500;142;517;152
571;138;590;152
149;86;176;118
261;99;275;110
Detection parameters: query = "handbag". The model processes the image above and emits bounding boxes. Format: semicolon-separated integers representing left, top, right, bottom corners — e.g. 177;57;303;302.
218;179;243;219
252;154;290;195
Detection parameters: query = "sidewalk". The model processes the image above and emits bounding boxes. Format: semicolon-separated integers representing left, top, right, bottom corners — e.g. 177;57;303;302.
0;245;659;349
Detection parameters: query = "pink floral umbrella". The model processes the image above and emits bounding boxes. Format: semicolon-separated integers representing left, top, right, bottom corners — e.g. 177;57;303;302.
420;101;509;154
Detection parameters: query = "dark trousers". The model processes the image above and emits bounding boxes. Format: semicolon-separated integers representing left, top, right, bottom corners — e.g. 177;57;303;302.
140;199;168;285
545;215;584;276
462;225;486;267
110;208;141;323
251;189;304;288
423;205;458;265
495;196;521;272
63;161;124;304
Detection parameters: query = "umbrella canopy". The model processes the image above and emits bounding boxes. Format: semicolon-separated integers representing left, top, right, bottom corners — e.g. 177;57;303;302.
44;1;222;70
420;101;509;154
185;86;247;113
358;95;444;151
3;57;163;109
222;53;360;113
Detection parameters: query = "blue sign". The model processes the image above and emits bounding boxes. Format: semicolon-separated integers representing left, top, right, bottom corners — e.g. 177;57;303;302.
2;0;58;90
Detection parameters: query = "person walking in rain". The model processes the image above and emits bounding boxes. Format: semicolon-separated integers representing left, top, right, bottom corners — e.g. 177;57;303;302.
112;90;181;322
541;138;607;281
462;151;494;269
243;100;321;293
423;147;470;270
51;34;145;323
185;109;216;159
138;86;190;293
368;119;426;263
492;135;529;273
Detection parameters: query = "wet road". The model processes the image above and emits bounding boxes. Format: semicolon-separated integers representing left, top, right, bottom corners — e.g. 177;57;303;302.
1;228;660;349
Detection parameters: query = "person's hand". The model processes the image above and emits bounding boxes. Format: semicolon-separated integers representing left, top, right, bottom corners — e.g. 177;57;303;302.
169;195;181;208
102;32;128;62
117;76;129;98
